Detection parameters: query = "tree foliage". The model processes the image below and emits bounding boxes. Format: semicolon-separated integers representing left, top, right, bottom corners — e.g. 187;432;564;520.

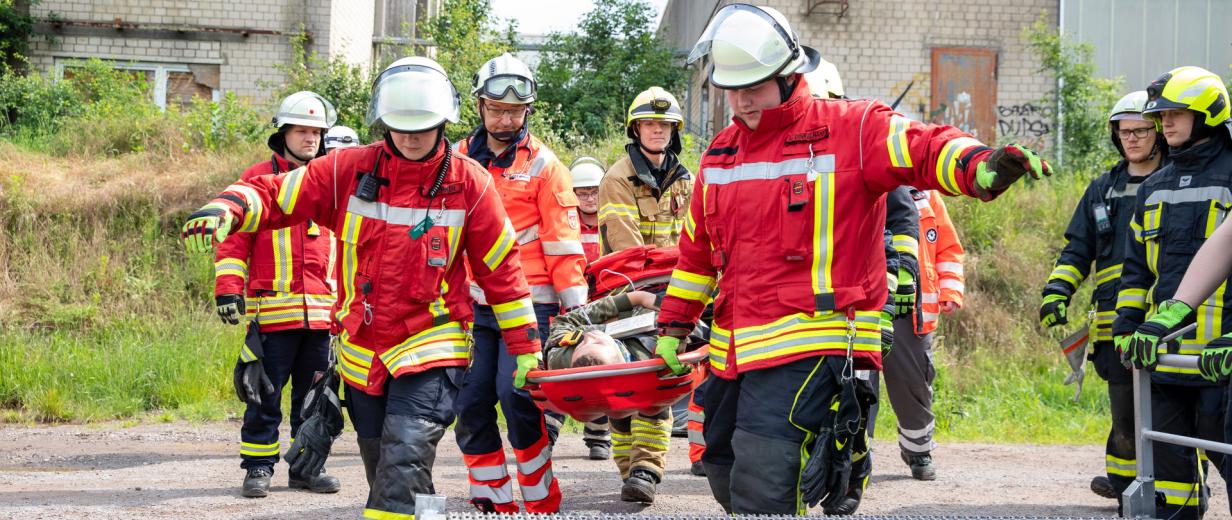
0;0;37;72
535;0;686;143
1025;16;1122;176
419;0;518;142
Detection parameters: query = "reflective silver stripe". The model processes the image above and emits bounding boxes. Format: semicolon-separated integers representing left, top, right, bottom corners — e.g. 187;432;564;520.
702;155;835;186
687;429;705;445
530;284;559;304
580;233;600;244
469;464;510;482
921;293;939;304
541;240;584;255
519;468;554;502
527;148;558;177
558;285;588;308
737;333;880;360
898;420;935;438
517;448;551;476
340;341;373;363
346;196;466;227
936;262;963;275
517;224;540;245
921;311;940;322
940;279;964;292
1143;186;1232;206
493;302;535;326
687;410;704;422
469;481;514;503
899;435;935;453
470;283;489;305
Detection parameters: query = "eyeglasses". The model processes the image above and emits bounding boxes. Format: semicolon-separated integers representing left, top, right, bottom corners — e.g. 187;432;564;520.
486;106;527;121
1118;127;1155;140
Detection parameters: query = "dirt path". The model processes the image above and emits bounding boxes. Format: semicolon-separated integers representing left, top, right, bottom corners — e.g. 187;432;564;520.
0;421;1227;519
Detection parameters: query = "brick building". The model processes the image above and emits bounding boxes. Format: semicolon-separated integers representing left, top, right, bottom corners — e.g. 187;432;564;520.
661;0;1057;149
25;0;439;107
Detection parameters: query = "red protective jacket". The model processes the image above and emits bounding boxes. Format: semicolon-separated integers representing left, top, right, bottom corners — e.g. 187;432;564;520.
457;132;588;308
658;78;995;378
581;220;600;263
912;190;965;335
209;141;540;396
214;154;335;333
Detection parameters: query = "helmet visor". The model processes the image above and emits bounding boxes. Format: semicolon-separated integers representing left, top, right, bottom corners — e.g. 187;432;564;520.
324;134;358;148
686;4;799;88
367;64;460;132
480;73;535;101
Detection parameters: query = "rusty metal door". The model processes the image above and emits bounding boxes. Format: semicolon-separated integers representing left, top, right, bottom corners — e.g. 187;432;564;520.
930;48;998;143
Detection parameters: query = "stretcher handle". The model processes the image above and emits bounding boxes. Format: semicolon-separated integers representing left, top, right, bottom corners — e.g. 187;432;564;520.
526;347;707;384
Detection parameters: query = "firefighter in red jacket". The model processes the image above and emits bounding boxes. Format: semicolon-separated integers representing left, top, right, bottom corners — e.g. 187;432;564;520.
571;157;604;263
212;90;340;498
182;56;543;520
655;4;1051;514
452;52;580;514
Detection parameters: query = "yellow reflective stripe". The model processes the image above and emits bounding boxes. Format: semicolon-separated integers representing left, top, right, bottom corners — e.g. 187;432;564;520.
214;258;248;279
482;219;516;271
1156;480;1200;506
891;234;919;256
447;225;463;266
337;333;373;388
379;322;469;374
335;213;363;325
492;297;536;329
886;115;914;168
231;185;264;233
599;203;638;222
363;508;414;520
811;170;836;311
239;344;257;363
666;269;717;302
733;312;881;365
683;211;697;241
1117;288;1149;311
277;166;307;214
934;137;981;196
429;279;450;322
710;324;731;372
271;228;294;293
1105;454;1136;477
1095;264;1122;286
240;441;280;457
639;221;677;234
1143;205;1162;273
1049;264;1083;287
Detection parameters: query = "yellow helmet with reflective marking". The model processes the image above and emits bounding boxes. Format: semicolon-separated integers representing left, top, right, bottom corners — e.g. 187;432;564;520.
626;86;684;133
1143;66;1230;127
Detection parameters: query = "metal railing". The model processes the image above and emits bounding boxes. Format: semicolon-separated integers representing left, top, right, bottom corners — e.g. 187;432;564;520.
1123;322;1232;518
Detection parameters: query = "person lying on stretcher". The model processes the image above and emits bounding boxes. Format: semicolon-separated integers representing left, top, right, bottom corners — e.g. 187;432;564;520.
545;290;661;369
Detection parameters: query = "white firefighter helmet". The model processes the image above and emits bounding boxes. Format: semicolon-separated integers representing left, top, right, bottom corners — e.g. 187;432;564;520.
272;91;337;130
805;57;845;99
687;3;821;89
1109;90;1149;122
570;157;605;189
473;52;536;104
367;56;461;133
324;125;360;150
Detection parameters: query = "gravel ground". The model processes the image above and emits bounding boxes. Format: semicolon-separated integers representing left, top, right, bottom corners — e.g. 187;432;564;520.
0;421;1227;519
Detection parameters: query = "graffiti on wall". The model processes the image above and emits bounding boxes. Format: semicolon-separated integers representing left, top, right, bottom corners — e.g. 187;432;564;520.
997;103;1053;139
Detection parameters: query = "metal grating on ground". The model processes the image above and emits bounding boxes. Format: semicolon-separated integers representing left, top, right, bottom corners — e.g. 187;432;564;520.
448;514;1121;520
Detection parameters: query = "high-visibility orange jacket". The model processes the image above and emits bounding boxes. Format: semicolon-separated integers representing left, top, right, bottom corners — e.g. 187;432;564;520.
214;154;336;333
457;131;588;308
911;189;965;335
205;141;541;396
657;78;996;378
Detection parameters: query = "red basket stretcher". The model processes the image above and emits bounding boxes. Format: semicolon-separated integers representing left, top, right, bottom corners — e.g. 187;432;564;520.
525;348;708;422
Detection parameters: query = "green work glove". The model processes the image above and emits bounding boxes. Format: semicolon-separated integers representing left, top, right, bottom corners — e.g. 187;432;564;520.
1114;334;1133;369
216;294;246;325
1039;293;1069;328
975;144;1052;194
512;352;542;389
880;303;895;357
655;336;687;375
182;202;236;253
1127;299;1194;369
893;268;916;318
1199;334;1232;383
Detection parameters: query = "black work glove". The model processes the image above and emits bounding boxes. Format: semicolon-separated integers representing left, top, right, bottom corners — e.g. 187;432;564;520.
232;321;274;407
285;369;344;477
216;294;246;325
1039;292;1069;328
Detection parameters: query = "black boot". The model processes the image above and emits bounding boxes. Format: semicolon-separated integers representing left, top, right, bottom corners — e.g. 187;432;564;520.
901;450;936;481
367;414;446;517
621;468;660;504
289;468;341;493
357;437;381;487
242;466;273;498
1090;475;1118;499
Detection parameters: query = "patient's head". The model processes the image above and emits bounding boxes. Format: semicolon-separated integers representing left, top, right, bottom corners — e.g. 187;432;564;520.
571;330;623;368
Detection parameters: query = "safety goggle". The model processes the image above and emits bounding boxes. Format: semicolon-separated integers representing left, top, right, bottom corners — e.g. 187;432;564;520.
477;73;535;101
325;135;356;146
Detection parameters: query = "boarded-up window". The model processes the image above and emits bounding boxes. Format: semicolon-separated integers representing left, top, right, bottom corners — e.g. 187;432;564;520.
930;48;997;143
166;71;213;108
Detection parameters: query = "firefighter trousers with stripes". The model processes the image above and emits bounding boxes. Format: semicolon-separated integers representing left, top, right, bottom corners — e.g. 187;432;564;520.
239;328;330;470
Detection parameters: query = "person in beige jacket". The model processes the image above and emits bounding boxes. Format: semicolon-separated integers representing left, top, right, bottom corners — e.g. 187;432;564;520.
599;87;693;253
